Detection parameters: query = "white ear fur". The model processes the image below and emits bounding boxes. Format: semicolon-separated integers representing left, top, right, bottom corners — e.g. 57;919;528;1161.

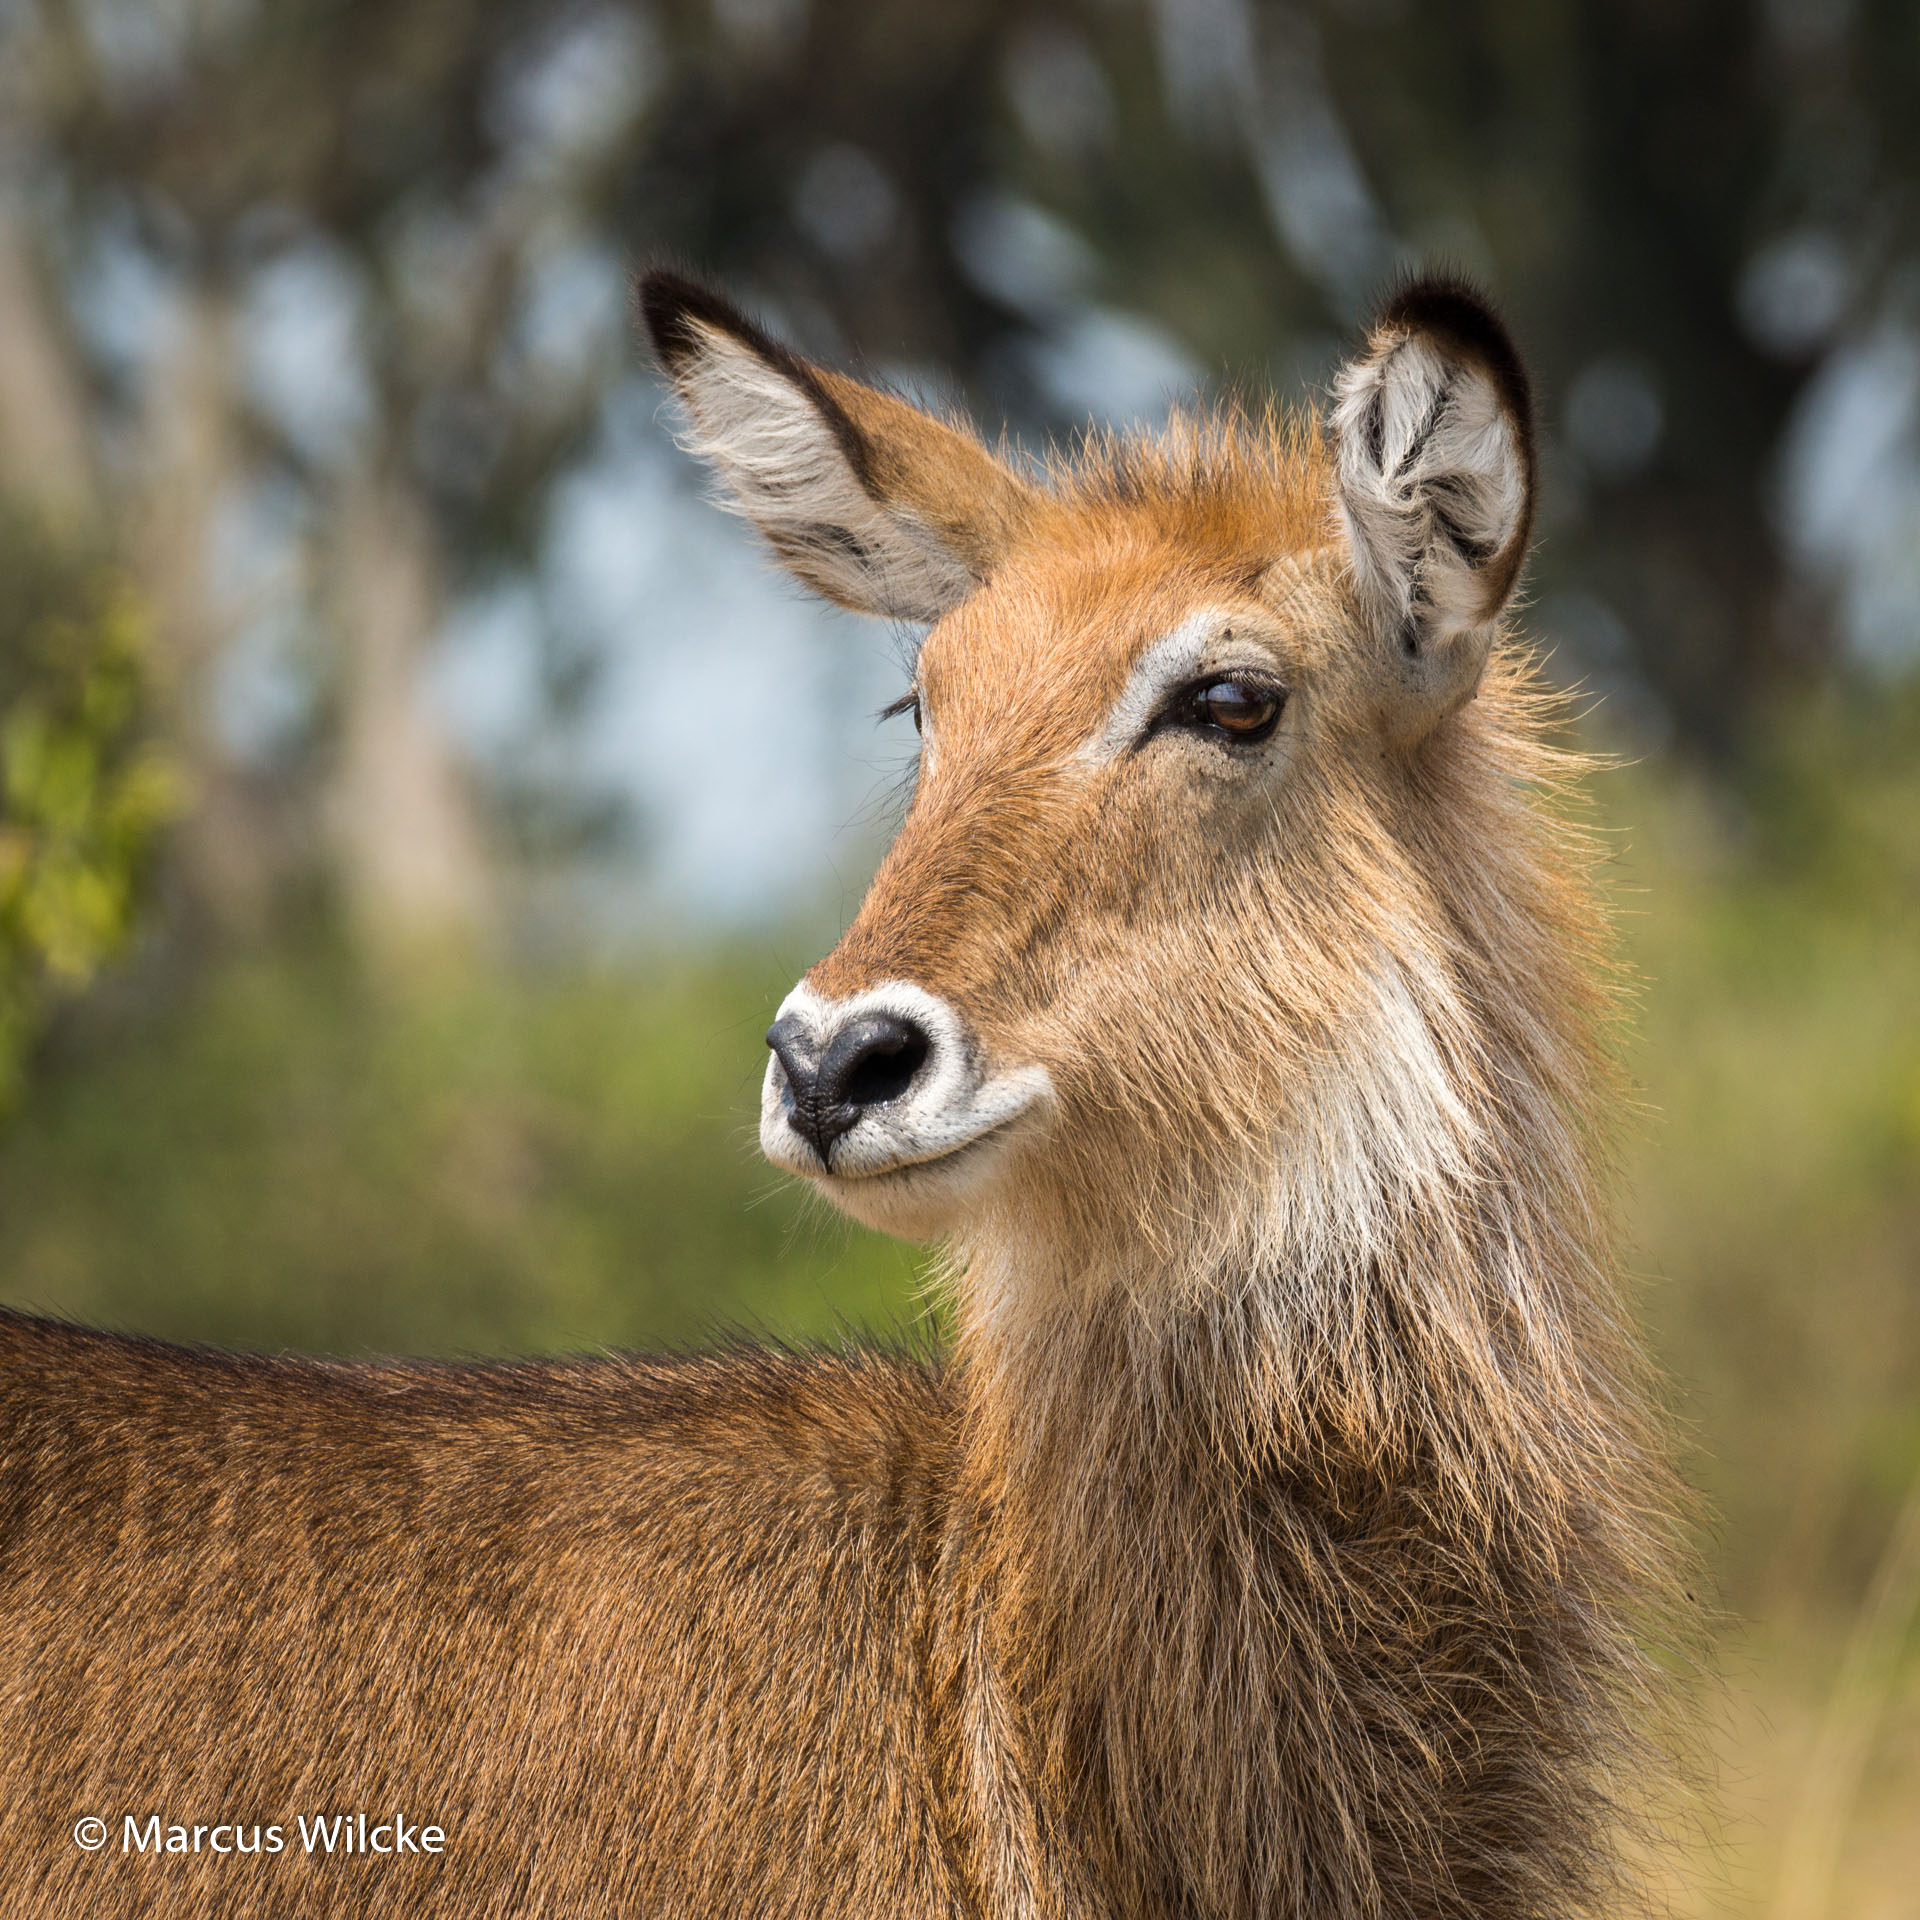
667;324;975;623
1331;285;1535;740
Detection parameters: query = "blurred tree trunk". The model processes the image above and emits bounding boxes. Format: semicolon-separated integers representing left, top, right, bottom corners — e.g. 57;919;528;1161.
329;459;490;973
132;277;281;942
0;184;97;523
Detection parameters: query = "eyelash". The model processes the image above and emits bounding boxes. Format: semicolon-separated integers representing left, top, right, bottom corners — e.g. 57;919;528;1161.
880;691;921;733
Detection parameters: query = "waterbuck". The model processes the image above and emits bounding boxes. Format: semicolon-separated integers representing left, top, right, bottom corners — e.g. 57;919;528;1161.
0;273;1685;1918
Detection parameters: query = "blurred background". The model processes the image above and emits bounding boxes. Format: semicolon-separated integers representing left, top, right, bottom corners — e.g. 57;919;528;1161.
0;0;1915;1910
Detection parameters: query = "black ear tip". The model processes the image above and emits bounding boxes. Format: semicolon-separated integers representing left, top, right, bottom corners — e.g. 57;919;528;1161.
1372;271;1501;338
1371;272;1533;437
634;268;759;374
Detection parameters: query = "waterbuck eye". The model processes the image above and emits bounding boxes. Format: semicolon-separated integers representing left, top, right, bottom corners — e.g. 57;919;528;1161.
880;689;922;734
1183;676;1284;742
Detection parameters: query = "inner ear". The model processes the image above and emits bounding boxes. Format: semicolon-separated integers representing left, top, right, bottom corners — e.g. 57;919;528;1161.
638;271;1033;624
1330;278;1537;741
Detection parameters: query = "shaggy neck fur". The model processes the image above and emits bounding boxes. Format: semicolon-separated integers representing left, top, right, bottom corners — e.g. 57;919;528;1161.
945;671;1678;1920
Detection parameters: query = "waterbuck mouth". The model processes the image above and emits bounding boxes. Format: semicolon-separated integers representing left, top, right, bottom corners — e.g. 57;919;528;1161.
759;981;1052;1188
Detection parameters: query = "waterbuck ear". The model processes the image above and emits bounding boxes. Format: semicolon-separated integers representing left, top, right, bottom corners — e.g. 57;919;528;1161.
1330;278;1536;744
638;271;1034;623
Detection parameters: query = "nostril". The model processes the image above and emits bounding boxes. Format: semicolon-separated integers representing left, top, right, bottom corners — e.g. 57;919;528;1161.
842;1029;929;1109
819;1012;933;1117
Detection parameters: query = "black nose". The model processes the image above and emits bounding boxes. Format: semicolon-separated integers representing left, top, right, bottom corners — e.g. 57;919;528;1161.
766;1009;932;1164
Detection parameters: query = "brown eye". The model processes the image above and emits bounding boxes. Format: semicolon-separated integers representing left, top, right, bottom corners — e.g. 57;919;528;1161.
1185;676;1284;742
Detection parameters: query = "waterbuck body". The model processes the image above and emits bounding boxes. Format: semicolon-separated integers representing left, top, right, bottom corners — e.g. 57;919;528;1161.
0;275;1685;1919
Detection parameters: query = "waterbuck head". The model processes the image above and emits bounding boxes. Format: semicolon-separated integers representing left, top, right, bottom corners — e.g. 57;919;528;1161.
640;273;1541;1292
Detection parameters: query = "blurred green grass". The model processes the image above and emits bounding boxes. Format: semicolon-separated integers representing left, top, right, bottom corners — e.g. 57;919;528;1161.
1609;691;1920;1622
0;944;926;1360
1604;690;1920;1920
0;692;1915;1916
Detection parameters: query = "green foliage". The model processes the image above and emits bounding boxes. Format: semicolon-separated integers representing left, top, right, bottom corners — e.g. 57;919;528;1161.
1;633;161;979
0;512;177;1112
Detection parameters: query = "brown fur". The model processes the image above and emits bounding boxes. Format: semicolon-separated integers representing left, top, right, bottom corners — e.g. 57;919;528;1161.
0;285;1688;1918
